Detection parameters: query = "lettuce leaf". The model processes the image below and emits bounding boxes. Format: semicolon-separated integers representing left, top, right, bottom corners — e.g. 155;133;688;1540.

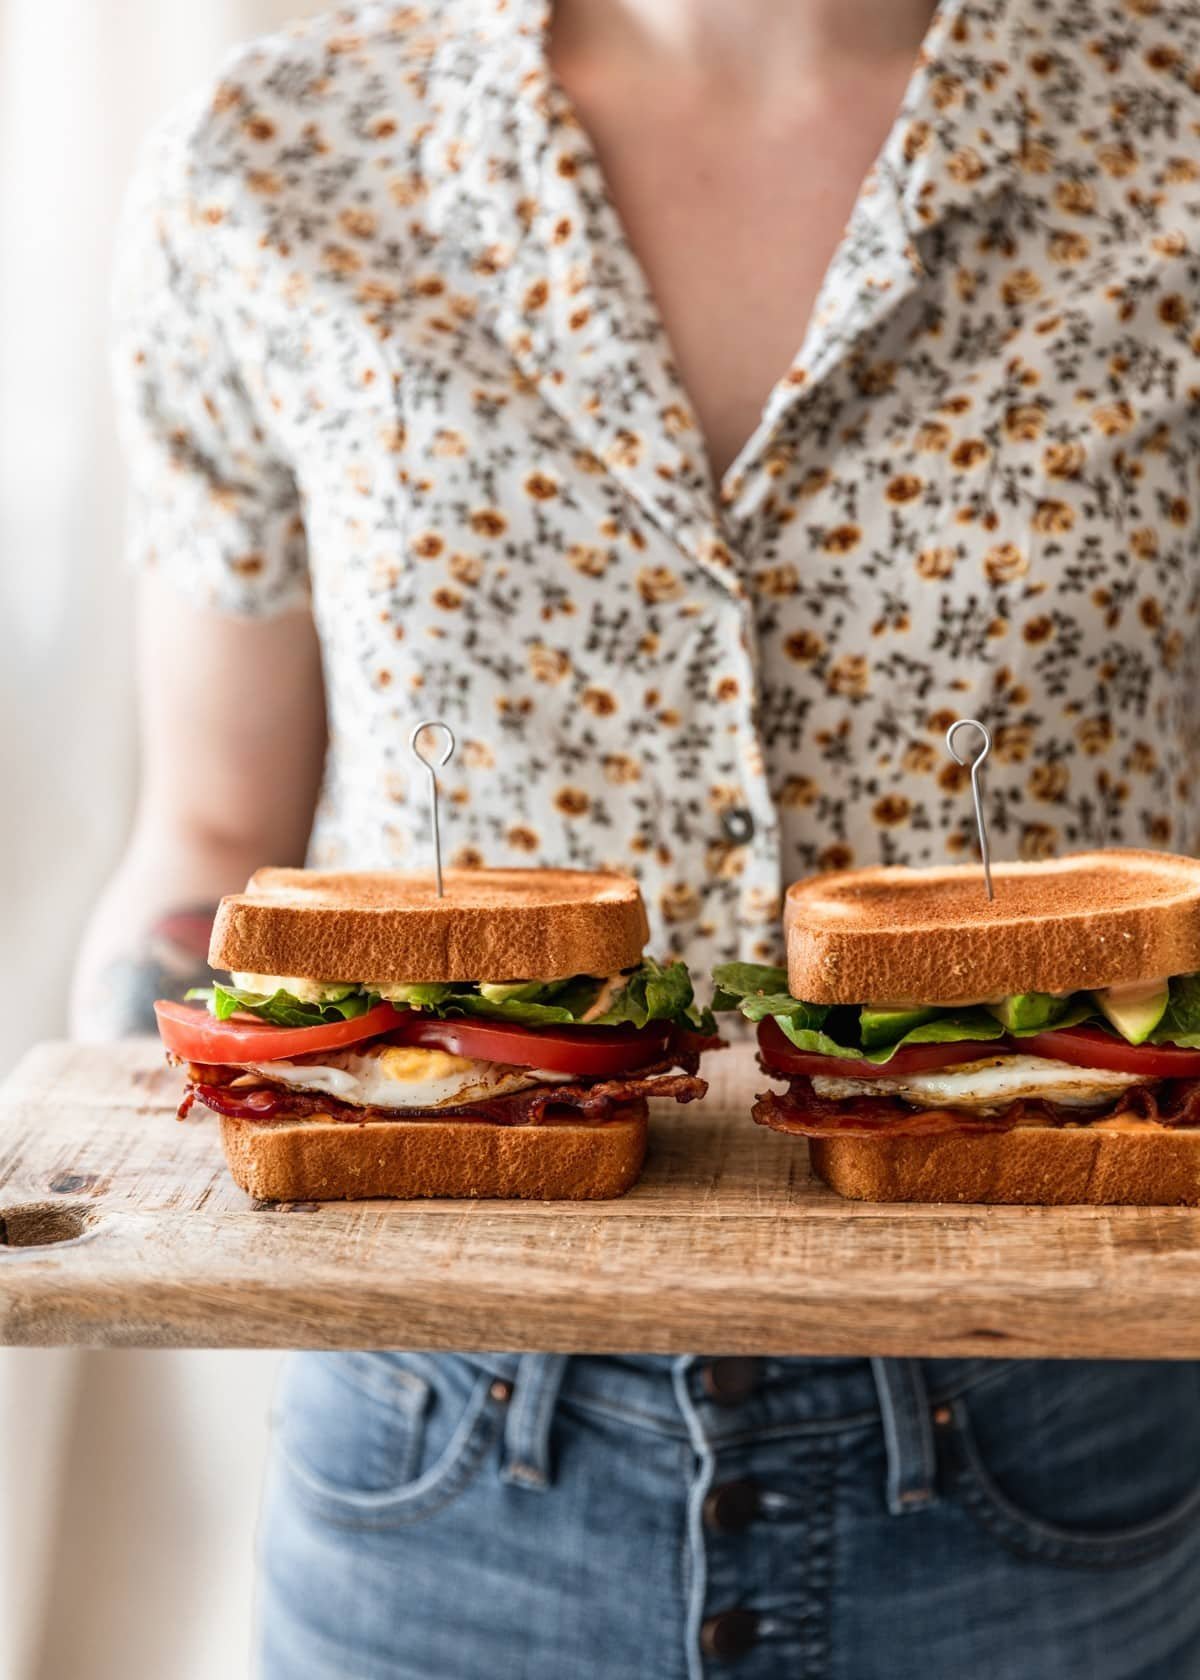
187;984;373;1027
454;979;595;1027
456;999;580;1026
442;959;712;1031
711;963;829;1032
1151;975;1200;1047
592;956;710;1030
712;960;1200;1064
711;962;789;1012
711;960;1088;1063
189;959;708;1033
735;991;828;1028
774;1007;1006;1063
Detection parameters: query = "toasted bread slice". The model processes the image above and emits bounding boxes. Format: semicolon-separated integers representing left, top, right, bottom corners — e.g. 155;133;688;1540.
218;1101;648;1201
809;1123;1200;1206
209;867;649;983
785;849;1200;1005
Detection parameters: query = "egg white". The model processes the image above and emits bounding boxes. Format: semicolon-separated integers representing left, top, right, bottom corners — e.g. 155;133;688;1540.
810;1054;1149;1115
232;1042;572;1110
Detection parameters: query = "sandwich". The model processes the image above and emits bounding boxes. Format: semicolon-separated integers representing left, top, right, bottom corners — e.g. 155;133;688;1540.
154;867;715;1201
713;849;1200;1205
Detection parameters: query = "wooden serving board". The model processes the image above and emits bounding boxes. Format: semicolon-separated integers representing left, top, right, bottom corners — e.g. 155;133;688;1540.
2;1039;1200;1357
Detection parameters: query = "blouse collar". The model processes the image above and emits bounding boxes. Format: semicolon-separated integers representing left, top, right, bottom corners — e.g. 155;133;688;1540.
424;0;1025;578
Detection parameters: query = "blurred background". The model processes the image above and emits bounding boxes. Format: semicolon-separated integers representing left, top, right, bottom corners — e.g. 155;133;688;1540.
0;3;327;1675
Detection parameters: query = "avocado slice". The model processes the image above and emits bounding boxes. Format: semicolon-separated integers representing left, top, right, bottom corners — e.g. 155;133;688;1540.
1093;979;1169;1045
374;981;455;1007
988;992;1070;1034
859;1005;942;1049
477;981;549;1004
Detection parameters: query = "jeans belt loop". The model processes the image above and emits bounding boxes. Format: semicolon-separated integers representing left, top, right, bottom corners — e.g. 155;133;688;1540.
501;1354;569;1491
872;1357;939;1516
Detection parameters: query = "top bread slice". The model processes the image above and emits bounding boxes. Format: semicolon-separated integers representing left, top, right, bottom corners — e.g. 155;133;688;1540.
209;868;650;983
785;849;1200;1006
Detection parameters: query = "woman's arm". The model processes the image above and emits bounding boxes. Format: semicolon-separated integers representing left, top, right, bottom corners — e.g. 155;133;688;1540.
70;575;327;1039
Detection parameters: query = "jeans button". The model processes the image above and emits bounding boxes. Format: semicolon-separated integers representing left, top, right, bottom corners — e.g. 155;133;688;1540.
701;1358;763;1405
700;1609;760;1660
703;1478;762;1535
721;806;755;845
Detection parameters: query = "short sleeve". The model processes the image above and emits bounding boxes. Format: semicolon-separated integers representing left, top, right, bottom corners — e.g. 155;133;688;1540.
111;106;309;616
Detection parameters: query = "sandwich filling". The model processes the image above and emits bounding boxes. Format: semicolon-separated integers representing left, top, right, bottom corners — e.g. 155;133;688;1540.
712;964;1200;1138
227;1043;572;1109
160;958;715;1126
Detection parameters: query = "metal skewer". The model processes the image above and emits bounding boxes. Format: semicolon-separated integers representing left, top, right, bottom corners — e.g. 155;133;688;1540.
409;719;456;897
945;718;994;901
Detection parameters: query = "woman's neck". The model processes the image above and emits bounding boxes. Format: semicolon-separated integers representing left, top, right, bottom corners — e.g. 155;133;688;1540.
551;0;940;98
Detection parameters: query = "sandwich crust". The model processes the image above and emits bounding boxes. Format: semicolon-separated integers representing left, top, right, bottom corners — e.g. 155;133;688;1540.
218;1101;649;1201
809;1124;1200;1206
786;850;1200;1005
209;867;650;982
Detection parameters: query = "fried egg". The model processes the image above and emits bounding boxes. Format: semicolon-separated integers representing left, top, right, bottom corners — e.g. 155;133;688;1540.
233;1042;572;1110
810;1055;1149;1115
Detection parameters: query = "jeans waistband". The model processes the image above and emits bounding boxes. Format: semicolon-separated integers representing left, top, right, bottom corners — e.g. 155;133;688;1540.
461;1352;993;1509
473;1354;878;1439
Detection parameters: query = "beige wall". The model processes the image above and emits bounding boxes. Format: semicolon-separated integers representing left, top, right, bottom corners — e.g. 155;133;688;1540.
1;4;328;1676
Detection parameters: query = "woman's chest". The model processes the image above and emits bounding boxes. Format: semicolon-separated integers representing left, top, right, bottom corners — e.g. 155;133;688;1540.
538;77;920;482
262;208;1198;669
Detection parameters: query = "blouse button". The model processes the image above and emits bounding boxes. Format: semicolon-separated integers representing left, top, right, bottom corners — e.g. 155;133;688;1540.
721;807;756;845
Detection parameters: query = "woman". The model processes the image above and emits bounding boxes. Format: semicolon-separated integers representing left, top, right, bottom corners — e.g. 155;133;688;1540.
75;0;1200;1674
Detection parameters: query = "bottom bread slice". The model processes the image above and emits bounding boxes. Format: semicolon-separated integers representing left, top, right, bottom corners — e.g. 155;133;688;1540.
218;1100;648;1202
809;1124;1200;1206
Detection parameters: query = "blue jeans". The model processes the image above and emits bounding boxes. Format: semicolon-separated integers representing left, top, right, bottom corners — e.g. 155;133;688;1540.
258;1353;1200;1678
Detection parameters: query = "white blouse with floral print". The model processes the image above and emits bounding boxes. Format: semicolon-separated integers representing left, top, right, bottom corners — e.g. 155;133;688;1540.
114;0;1200;972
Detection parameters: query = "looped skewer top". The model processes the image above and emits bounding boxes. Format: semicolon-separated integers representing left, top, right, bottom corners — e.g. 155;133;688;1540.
409;719;456;898
945;718;994;902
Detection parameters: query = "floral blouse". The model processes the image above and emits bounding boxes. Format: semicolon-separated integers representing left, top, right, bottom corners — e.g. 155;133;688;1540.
114;0;1200;971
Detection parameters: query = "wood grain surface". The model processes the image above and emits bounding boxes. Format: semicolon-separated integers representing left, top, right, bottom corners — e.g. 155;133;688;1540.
2;1039;1199;1356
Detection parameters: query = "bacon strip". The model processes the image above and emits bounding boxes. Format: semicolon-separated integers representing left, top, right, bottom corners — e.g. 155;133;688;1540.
187;1068;707;1127
752;1077;1200;1139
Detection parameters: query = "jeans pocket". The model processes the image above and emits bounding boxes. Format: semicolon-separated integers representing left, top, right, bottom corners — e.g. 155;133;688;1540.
275;1352;505;1530
938;1360;1200;1569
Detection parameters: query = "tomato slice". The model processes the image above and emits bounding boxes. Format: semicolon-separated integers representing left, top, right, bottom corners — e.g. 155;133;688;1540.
157;999;679;1077
756;1013;1200;1082
384;1013;673;1076
756;1016;1008;1079
154;999;406;1064
1019;1025;1200;1077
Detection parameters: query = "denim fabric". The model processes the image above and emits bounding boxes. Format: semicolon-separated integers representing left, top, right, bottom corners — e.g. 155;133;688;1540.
258;1353;1200;1679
